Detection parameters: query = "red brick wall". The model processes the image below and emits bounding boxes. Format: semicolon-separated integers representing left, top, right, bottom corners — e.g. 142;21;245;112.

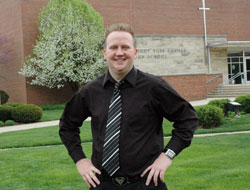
26;82;74;105
88;0;250;41
0;0;27;103
21;0;48;58
162;74;207;101
161;73;223;101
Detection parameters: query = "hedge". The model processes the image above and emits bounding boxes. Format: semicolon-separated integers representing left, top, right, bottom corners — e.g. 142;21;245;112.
40;103;66;110
4;120;15;126
195;105;224;129
0;105;13;121
2;102;25;108
11;104;43;123
235;94;250;113
208;99;231;110
0;90;9;105
0;120;4;126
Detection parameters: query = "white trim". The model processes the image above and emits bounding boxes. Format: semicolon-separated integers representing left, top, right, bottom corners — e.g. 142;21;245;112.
244;55;250;83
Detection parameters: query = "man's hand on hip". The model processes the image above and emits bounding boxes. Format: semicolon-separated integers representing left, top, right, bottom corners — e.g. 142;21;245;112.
141;153;172;186
76;158;101;188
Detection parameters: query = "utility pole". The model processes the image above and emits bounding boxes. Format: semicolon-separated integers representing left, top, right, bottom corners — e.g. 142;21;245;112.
198;0;211;73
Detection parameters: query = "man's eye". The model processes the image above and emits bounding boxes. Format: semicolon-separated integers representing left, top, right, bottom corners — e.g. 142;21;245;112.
123;46;130;50
110;46;117;50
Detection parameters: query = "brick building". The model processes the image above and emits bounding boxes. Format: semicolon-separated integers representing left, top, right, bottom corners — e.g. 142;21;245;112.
0;0;250;105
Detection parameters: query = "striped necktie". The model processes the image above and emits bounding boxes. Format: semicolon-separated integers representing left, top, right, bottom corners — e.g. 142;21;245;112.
102;81;123;176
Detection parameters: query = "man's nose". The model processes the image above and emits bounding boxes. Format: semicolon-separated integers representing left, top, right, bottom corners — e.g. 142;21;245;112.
115;47;124;55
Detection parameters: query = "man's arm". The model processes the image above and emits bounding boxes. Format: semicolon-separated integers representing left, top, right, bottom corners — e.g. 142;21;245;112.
142;79;198;186
59;90;89;162
153;79;198;155
59;89;101;187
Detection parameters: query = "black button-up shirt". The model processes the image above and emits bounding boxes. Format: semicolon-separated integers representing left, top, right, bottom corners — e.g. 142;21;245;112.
59;67;198;176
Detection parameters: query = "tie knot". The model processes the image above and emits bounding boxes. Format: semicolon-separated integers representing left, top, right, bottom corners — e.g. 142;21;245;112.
114;81;124;89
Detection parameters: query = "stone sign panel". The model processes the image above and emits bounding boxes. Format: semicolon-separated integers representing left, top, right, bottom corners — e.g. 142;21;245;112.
134;35;207;75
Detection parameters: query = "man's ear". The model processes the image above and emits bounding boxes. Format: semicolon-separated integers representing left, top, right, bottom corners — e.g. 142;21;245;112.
134;48;138;58
104;49;107;60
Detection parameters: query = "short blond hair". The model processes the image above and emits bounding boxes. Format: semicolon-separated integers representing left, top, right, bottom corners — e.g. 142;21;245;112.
104;23;136;48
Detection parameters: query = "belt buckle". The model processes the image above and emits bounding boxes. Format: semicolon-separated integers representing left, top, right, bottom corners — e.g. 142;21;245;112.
112;176;129;186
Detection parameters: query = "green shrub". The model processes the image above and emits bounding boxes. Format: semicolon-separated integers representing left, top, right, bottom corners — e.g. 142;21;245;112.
235;94;250;113
11;104;43;123
195;105;224;129
4;120;15;126
2;102;25;108
208;99;231;109
0;90;9;105
0;121;4;126
40;103;66;110
0;105;13;121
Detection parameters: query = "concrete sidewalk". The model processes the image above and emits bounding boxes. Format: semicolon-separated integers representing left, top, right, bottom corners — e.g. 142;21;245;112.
0;97;236;134
189;97;235;106
0;120;60;134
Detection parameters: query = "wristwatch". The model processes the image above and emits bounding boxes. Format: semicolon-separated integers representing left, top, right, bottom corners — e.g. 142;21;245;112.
164;149;176;160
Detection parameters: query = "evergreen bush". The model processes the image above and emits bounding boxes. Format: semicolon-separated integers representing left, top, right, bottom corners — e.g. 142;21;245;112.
40;103;66;110
208;99;231;110
0;121;4;126
3;102;25;108
0;105;12;121
0;90;9;105
4;120;15;126
11;104;43;123
195;105;224;129
235;94;250;113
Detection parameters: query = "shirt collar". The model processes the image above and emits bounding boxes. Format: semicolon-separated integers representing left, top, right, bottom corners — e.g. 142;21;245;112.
102;67;137;88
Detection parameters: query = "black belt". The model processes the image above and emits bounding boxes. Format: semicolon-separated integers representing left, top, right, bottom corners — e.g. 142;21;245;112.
97;172;142;186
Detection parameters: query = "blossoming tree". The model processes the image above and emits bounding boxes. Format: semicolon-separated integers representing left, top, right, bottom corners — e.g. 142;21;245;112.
20;0;106;92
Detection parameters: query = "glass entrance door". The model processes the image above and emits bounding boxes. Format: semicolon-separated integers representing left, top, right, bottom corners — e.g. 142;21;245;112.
228;57;244;84
246;58;250;82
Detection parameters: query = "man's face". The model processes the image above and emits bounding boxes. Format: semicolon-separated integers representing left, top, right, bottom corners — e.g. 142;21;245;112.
104;31;137;78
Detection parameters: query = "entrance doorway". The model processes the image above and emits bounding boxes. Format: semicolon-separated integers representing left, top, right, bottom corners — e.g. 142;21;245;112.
228;52;250;84
245;57;250;83
228;57;244;84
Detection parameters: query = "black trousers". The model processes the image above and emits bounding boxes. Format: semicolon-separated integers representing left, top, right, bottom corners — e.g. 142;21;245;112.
90;176;168;190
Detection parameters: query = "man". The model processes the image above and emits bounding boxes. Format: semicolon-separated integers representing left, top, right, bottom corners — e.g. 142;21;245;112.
59;23;198;190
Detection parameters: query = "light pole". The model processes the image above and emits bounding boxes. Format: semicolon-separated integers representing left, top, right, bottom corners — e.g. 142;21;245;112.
198;0;211;73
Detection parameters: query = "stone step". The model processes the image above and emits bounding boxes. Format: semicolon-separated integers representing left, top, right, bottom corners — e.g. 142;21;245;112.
208;92;250;96
207;84;250;98
218;87;250;90
209;90;250;93
207;94;238;98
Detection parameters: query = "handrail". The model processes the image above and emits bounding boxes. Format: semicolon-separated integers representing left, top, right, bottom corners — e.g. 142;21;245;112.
217;83;224;95
229;72;244;84
206;74;223;95
206;74;222;84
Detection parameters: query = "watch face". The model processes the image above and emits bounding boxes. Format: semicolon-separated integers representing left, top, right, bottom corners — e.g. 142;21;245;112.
165;149;176;159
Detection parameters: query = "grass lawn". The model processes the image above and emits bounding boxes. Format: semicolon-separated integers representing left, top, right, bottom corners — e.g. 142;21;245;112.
0;122;92;149
0;134;250;190
1;113;250;149
40;109;64;122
